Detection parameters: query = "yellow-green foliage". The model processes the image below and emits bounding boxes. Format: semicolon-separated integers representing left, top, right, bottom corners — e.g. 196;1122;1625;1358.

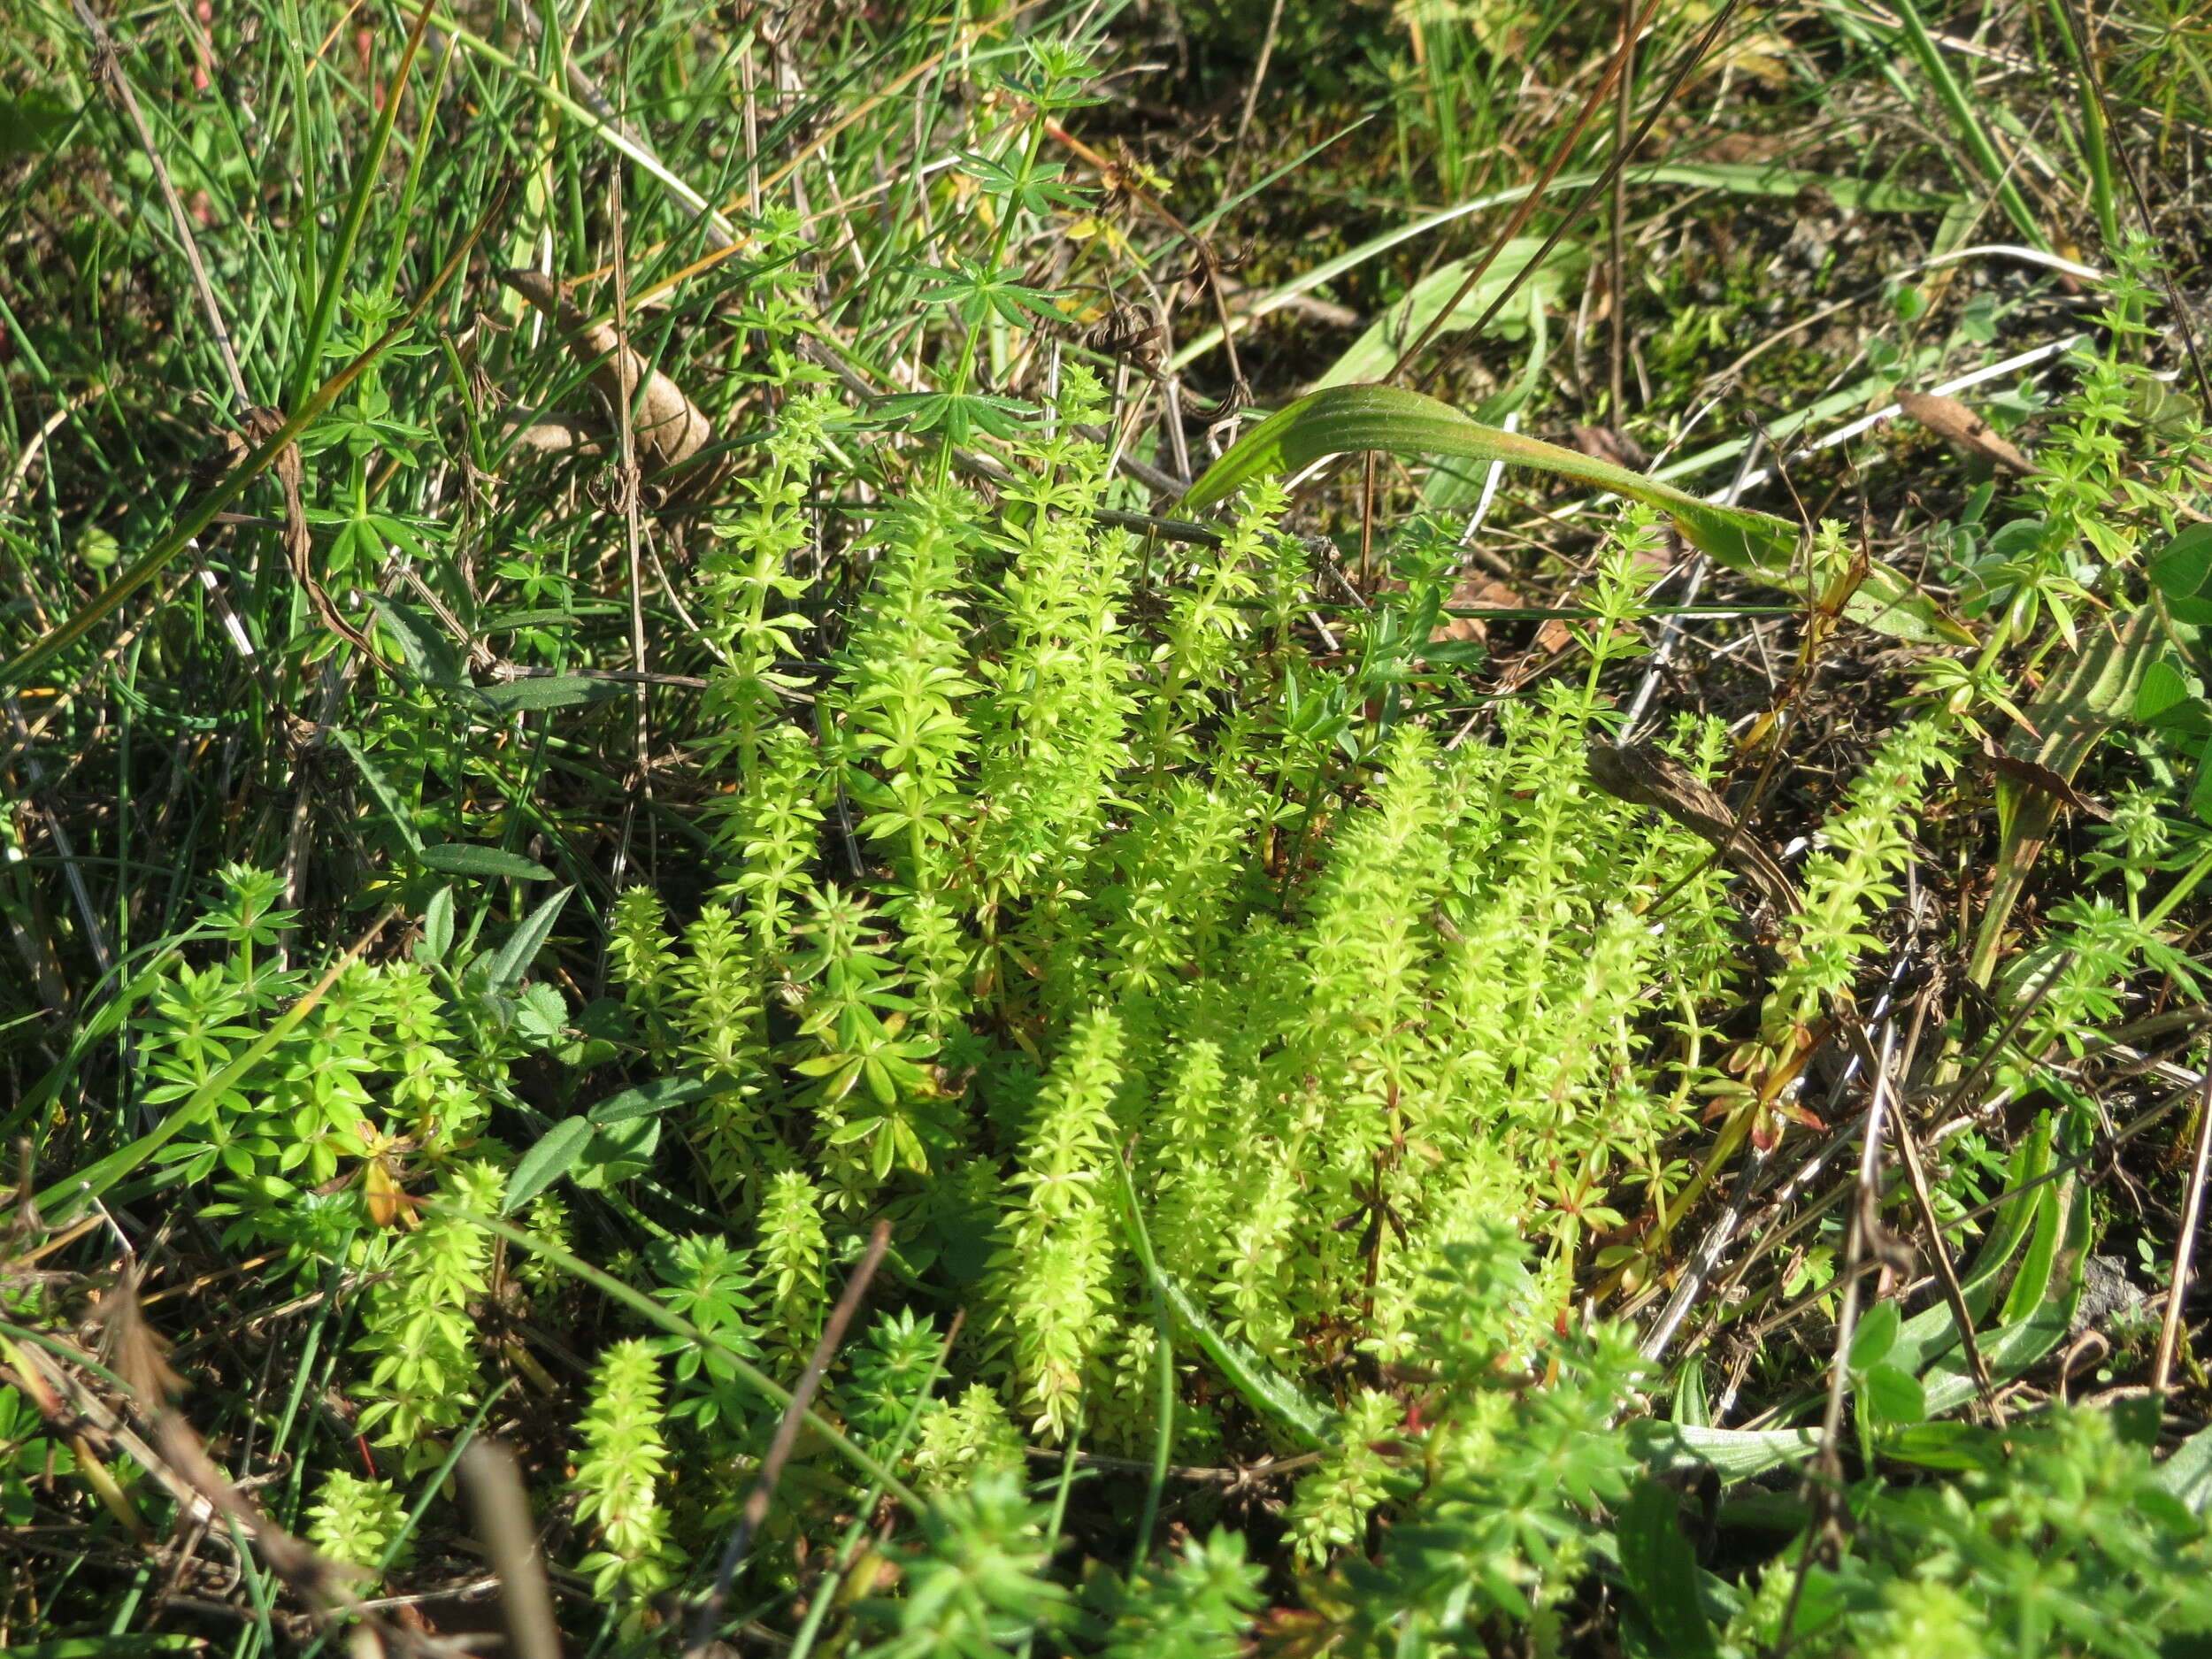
597;391;1750;1452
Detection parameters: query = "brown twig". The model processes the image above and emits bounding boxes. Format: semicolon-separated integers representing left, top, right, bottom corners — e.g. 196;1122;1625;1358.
2152;1061;2212;1395
683;1219;894;1657
1849;996;2008;1428
1387;0;1665;388
1607;0;1639;422
1406;0;1745;396
460;1440;565;1659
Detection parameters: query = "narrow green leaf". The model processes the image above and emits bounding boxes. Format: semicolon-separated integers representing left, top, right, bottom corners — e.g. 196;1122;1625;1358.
1153;1268;1334;1449
1169;164;1954;373
419;844;555;881
330;727;426;854
472;674;629;716
422;1202;918;1509
503;1117;594;1212
1922;1164;2088;1417
487;885;572;994
1181;385;1966;644
1892;1113;2055;1375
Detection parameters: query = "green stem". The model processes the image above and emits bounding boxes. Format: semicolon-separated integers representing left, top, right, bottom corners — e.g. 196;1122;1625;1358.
1885;0;2051;252
288;0;438;409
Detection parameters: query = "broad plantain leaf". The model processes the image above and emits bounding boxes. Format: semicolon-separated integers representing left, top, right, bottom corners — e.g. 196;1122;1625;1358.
1617;1478;1723;1658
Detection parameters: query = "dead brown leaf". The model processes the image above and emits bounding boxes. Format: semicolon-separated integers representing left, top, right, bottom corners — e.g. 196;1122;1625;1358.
1585;739;1801;912
1985;747;2112;821
1571;424;1650;471
512;412;611;456
500;269;716;486
1897;389;2039;474
200;409;378;657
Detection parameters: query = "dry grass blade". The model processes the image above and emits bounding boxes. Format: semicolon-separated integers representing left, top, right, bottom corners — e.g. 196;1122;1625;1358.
460;1440;565;1659
71;1;249;411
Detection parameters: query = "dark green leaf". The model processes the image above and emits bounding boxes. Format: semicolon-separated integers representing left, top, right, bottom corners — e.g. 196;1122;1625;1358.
1616;1478;1721;1659
487;886;572;993
419;844;555;880
1626;1421;1823;1481
472;675;629;716
588;1074;713;1125
572;1116;659;1190
369;595;465;688
2154;1423;2212;1513
504;1117;595;1211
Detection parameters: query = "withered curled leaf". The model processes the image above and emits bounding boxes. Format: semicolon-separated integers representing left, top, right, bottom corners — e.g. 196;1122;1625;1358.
499;268;714;480
1896;389;2039;475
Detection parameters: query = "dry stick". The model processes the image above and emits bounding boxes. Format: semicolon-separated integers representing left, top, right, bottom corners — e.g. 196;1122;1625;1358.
459;1440;563;1659
1218;0;1288;211
1640;939;1910;1360
0;571;190;780
0;384;107;532
1;185;503;697
608;148;655;897
2151;1061;2212;1395
1046;121;1251;408
1888;1093;2006;1425
1775;1019;1901;1653
1847;991;2008;1427
1383;0;1659;388
72;2;249;412
682;1220;894;1658
4;701;114;982
1709;1072;2200;1382
1618;434;1763;737
1607;0;1639;422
